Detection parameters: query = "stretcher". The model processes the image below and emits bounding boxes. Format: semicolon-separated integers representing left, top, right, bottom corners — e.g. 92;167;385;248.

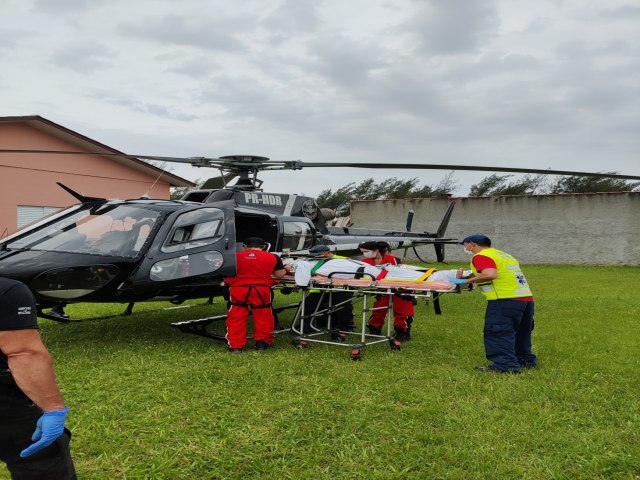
308;276;455;291
170;273;470;356
280;272;471;360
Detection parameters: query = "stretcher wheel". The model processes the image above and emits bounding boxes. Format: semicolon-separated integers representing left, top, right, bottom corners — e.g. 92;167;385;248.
292;338;309;350
350;348;361;361
389;339;401;350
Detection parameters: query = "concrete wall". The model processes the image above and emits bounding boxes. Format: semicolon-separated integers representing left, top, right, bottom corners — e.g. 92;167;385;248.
350;192;640;265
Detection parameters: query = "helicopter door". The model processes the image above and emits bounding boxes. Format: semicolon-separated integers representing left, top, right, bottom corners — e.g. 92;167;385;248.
276;217;316;252
135;202;237;282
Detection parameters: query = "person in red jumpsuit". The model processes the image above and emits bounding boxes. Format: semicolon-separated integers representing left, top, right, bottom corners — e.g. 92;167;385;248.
224;237;286;352
358;241;414;342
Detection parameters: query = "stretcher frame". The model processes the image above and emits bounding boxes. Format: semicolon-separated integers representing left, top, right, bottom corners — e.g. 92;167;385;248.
281;272;467;360
170;275;469;355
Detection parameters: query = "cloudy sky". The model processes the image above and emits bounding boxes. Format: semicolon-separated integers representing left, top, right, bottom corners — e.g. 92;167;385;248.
1;0;638;196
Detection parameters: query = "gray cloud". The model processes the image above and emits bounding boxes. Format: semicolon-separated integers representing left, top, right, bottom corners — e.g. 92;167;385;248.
0;28;32;48
598;4;640;20
356;68;454;120
260;0;320;35
116;14;250;52
34;0;108;13
162;55;221;77
522;17;555;34
402;0;500;55
304;34;391;88
50;42;115;72
86;89;199;121
199;75;317;128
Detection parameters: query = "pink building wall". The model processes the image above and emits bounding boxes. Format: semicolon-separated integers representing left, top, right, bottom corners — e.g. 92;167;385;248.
0;122;180;235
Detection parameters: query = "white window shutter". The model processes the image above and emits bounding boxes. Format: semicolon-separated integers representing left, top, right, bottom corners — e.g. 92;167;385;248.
17;206;60;228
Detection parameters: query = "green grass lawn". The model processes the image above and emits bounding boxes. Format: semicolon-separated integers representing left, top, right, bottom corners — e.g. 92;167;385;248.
3;265;639;479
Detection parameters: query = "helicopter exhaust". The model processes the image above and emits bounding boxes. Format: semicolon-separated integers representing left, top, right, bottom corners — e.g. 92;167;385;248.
320;208;336;222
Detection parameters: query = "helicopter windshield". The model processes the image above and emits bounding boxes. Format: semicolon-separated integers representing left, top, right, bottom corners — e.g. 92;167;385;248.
7;204;161;258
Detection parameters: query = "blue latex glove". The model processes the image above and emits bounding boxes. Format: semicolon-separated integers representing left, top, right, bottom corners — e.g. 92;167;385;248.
20;406;69;458
448;278;467;285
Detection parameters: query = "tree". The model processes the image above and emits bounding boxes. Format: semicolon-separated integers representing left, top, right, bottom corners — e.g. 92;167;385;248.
469;174;509;196
548;174;640;193
469;174;546;196
170;184;198;200
316;174;458;216
316;183;360;217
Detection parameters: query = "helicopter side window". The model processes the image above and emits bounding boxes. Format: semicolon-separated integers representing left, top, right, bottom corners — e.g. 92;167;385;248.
281;221;314;252
161;208;226;254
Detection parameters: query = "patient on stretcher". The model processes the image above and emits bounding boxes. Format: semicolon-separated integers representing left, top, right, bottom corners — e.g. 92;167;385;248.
290;257;471;287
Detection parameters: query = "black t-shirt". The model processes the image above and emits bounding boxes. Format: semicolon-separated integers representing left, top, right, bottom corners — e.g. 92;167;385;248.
0;278;39;370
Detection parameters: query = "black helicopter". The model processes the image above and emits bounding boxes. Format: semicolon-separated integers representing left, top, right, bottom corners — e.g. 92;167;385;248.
0;150;638;322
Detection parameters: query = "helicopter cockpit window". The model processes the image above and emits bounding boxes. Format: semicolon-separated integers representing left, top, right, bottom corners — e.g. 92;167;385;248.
281;221;314;252
161;208;225;254
6;205;160;258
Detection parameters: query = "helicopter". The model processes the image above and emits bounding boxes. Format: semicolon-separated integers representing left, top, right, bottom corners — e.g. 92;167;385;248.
0;150;639;323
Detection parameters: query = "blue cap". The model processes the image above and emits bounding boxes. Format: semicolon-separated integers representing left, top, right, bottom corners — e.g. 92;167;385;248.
459;234;491;246
309;244;331;256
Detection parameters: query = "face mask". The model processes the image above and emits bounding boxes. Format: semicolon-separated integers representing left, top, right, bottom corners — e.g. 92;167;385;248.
463;246;474;255
362;251;376;258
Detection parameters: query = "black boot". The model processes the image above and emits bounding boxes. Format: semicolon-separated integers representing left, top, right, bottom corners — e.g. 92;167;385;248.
367;324;382;335
330;330;346;342
394;327;411;343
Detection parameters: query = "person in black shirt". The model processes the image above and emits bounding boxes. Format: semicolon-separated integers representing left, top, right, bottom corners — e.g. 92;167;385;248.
0;278;76;479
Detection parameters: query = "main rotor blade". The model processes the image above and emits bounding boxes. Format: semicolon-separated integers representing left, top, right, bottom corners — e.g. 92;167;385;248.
298;162;640;181
0;149;215;165
0;150;295;169
2;149;638;180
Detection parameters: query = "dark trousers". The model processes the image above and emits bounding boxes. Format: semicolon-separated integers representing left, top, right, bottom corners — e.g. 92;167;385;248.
300;291;354;333
0;380;76;480
484;299;537;371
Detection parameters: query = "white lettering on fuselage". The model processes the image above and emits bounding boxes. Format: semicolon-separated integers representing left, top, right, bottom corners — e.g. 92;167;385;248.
243;193;283;206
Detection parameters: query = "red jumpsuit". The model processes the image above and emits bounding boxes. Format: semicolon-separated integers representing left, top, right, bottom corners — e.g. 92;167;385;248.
362;254;415;331
224;250;283;349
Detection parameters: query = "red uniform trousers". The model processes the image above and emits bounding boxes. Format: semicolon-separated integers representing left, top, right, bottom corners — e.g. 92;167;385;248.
368;294;414;330
226;284;275;349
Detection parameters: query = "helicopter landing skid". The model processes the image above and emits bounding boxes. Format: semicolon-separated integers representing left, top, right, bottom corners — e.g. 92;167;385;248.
170;302;300;342
170;314;228;342
38;298;216;323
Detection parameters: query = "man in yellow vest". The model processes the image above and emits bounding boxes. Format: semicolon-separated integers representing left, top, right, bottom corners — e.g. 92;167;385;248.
449;234;537;373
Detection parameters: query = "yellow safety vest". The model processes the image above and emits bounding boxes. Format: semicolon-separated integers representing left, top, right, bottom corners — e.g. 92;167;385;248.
470;248;533;301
